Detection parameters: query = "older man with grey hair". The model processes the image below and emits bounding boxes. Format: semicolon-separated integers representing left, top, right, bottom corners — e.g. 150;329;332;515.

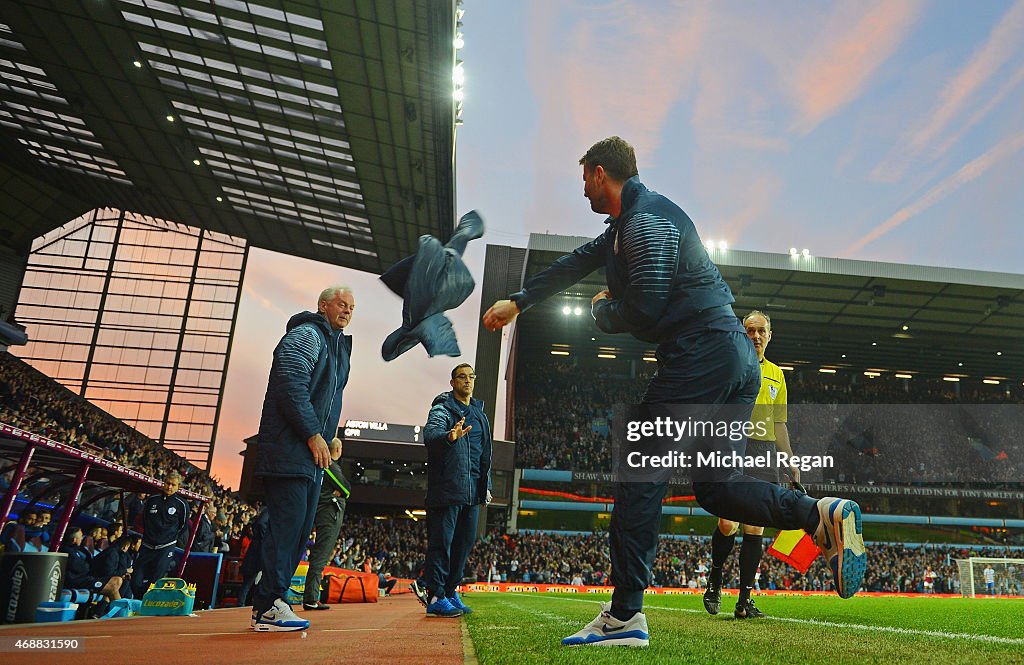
251;285;354;632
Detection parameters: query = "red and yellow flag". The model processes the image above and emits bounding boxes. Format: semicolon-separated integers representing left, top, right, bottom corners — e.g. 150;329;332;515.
768;530;820;573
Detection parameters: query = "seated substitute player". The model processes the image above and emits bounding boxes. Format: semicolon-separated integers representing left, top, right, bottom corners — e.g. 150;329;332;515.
703;310;796;619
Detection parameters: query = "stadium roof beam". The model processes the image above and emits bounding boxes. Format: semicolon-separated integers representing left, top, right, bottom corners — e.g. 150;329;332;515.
0;0;457;274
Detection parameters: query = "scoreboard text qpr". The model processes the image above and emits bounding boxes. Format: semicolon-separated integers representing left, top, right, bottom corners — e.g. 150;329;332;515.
339;420;422;444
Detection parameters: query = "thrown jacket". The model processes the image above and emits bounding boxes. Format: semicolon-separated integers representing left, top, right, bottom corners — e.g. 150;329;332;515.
256;311;351;480
379;210;484;360
509;177;738;344
423;391;492;507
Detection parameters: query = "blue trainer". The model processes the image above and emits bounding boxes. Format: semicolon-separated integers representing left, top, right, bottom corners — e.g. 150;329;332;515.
426;597;463;618
448;592;472;614
813;496;867;599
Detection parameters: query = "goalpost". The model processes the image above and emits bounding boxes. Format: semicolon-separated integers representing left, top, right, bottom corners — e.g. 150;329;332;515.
955;557;1024;598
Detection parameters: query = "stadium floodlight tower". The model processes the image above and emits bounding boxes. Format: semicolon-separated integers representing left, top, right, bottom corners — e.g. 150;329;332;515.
955;557;1024;597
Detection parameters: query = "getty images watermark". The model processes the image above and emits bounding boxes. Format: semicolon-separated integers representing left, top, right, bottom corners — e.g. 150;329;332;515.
623;414;832;472
612;403;1024;485
610;404;834;483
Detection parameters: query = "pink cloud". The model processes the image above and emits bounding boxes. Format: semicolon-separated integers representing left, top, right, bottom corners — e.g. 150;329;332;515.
872;0;1024;182
523;0;709;224
790;0;922;134
717;174;784;243
933;61;1024;157
849;131;1024;254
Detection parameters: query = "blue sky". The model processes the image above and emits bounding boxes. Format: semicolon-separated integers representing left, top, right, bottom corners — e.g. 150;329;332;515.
208;0;1024;486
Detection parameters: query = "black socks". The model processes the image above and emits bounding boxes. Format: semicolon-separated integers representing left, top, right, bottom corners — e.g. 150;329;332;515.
711;526;736;569
738;534;763;602
610;607;637;622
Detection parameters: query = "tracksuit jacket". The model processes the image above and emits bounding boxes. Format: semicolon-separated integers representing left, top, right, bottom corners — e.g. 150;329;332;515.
255;311;351;481
141;493;189;549
423;391;492;507
509;176;737;343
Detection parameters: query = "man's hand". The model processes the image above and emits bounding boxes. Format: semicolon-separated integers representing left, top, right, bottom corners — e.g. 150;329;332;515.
307;433;331;469
591;289;612;306
784;464;802;485
483;300;520;332
330;436;343;460
486;489;493;504
448;417;472;442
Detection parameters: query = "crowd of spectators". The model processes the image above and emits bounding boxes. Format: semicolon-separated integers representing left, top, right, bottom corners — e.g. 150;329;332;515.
3;350;1022;607
304;519;1023;598
513;362;648;471
0;353;258;556
512;359;1024;484
467;529;1022;596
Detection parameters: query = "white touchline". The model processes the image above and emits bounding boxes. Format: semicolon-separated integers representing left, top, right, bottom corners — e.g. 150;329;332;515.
506;594;1024;646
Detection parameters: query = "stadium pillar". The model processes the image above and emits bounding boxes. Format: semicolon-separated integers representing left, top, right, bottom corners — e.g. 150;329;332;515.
177;499;208;577
0;442;35;525
50;461;91;550
79;208;120;396
507;468;521;533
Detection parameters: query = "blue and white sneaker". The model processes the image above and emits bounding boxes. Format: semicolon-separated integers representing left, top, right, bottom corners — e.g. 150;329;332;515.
426;597;463;618
254;598;310;632
447;592;472;614
561;602;649;647
813;496;867;599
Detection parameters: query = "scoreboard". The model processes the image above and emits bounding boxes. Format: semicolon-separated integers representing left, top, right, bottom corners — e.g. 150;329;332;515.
339;420;422;445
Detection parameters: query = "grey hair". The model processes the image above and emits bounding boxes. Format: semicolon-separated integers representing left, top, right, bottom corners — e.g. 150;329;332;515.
318;286;353;305
166;471;183;484
743;310;771;329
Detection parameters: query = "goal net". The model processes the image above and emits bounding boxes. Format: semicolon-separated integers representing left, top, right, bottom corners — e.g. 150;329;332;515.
955;557;1024;598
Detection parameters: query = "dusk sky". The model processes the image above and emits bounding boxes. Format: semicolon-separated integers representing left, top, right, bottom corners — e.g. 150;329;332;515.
209;0;1024;487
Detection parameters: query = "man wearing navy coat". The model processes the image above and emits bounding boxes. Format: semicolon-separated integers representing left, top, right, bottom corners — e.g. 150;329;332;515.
419;363;492;618
250;286;354;632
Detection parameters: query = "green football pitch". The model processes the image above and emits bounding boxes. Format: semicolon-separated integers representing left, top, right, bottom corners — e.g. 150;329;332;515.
462;592;1024;665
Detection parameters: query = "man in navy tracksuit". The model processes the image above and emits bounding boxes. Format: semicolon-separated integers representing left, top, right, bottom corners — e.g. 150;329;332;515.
419;363;492;618
483;137;867;647
251;286;354;632
130;471;189;598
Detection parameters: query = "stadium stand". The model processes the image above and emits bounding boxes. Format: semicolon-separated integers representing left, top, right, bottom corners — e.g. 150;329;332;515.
0;353;258;556
512;359;1024;483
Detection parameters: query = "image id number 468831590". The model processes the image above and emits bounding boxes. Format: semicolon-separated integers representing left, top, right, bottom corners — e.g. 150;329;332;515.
0;637;84;652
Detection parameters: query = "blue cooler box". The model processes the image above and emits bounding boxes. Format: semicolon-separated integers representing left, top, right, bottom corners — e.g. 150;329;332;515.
36;601;77;623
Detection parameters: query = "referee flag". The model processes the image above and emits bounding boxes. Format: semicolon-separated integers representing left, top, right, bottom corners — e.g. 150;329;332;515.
768;530;819;573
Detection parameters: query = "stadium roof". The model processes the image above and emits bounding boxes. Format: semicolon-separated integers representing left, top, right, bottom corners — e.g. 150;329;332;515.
0;422;208;501
0;0;458;274
509;234;1024;382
